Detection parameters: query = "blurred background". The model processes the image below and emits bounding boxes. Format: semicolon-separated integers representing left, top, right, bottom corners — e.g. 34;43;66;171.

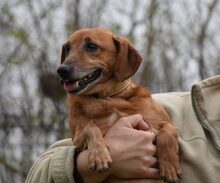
0;0;220;182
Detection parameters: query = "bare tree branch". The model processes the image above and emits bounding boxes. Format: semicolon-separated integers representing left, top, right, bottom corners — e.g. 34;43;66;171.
197;0;218;79
140;0;158;87
0;155;19;173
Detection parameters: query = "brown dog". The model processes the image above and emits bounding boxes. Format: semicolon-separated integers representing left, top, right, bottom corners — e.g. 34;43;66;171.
57;28;181;183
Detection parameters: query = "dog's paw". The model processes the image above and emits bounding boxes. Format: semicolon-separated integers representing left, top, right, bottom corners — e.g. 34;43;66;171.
159;155;181;183
88;145;112;172
159;165;181;183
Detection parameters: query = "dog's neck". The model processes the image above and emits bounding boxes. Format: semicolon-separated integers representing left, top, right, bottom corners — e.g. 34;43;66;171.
106;79;131;97
83;79;131;99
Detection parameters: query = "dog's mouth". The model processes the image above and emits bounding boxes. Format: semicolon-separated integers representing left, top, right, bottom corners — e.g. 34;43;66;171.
61;69;102;94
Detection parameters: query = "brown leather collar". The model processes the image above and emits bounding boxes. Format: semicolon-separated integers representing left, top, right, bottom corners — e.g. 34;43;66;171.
107;79;131;97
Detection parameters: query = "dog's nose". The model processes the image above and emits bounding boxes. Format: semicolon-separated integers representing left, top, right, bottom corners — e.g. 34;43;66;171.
57;64;72;79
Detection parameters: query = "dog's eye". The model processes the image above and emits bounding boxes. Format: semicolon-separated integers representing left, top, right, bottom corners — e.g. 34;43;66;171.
86;43;99;52
64;45;70;55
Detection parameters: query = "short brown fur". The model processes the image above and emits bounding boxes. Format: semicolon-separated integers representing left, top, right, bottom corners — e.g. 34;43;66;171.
58;28;181;183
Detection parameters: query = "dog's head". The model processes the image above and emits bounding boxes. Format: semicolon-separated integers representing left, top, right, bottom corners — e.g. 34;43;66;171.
57;28;142;95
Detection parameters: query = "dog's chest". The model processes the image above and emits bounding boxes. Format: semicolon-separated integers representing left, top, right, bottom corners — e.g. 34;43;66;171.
96;111;120;135
72;97;129;134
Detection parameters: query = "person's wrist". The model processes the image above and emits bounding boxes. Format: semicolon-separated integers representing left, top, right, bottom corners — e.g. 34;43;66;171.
74;151;84;183
76;150;111;183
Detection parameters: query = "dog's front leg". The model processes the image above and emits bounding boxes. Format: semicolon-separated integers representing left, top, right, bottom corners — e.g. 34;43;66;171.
156;122;181;183
84;121;112;172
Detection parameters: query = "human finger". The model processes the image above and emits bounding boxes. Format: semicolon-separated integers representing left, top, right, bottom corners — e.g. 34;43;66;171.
133;166;160;179
143;156;158;168
145;167;160;179
138;130;156;146
119;114;149;131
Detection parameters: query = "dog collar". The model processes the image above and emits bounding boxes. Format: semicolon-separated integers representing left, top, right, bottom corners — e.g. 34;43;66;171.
83;79;131;98
107;79;131;97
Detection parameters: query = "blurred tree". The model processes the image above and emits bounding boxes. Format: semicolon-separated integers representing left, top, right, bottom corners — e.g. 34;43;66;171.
0;0;220;182
196;0;218;79
140;0;158;89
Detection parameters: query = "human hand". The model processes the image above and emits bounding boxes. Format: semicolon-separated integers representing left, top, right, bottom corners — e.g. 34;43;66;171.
104;114;159;180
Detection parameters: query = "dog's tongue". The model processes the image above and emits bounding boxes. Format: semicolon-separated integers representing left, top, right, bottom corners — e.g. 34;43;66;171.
63;81;78;92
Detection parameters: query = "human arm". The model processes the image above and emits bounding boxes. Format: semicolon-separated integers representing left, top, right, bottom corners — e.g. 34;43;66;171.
25;139;75;183
25;114;158;183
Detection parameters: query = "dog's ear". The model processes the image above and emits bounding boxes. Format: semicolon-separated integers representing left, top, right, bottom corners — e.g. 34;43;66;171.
113;35;143;81
60;42;69;64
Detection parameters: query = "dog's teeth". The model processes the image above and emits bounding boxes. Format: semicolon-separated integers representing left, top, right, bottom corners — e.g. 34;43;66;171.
76;81;79;87
80;73;93;83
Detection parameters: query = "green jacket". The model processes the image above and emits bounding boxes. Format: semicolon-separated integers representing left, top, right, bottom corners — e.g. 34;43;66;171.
26;76;220;183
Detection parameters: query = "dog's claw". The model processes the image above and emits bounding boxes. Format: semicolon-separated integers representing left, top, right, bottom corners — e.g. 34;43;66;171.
93;162;111;172
89;164;96;171
177;173;182;179
160;166;181;183
108;160;112;166
161;176;181;183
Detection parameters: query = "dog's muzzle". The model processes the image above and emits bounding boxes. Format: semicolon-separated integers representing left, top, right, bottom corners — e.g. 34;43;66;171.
57;64;102;94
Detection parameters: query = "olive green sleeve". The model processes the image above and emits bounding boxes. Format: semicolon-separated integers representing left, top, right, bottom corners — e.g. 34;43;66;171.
25;139;75;183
